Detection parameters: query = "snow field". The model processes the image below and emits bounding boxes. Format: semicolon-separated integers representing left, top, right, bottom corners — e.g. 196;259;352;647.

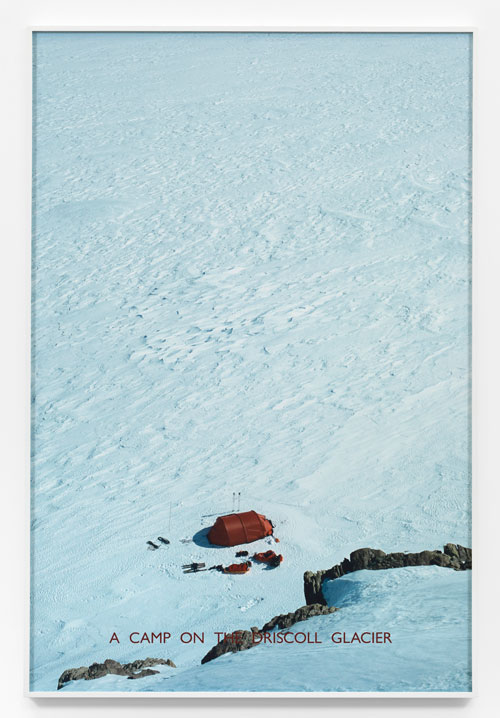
31;32;471;692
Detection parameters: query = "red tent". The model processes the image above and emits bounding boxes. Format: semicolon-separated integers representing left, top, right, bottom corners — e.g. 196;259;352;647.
207;511;273;547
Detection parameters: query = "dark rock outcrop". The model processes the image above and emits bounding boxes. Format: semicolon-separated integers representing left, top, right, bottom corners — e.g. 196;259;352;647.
201;603;337;665
201;630;256;665
260;603;338;632
57;657;176;690
303;543;472;605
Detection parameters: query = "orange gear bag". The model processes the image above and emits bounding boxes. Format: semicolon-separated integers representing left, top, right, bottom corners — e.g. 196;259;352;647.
223;562;251;574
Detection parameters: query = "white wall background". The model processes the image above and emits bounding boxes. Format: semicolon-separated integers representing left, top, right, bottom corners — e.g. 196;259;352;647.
0;0;498;716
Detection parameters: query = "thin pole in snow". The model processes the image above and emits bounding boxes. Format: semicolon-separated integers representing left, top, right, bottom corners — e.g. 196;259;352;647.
237;492;241;512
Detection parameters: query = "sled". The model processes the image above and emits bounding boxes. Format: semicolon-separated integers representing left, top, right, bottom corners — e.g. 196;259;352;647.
222;562;251;574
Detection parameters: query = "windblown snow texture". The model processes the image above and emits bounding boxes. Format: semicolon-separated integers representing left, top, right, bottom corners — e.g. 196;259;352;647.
31;32;472;692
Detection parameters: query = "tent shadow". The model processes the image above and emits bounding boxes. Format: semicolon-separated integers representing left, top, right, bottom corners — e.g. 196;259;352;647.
192;528;225;549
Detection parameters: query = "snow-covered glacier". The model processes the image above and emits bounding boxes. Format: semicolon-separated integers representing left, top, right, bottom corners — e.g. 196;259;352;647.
31;32;472;693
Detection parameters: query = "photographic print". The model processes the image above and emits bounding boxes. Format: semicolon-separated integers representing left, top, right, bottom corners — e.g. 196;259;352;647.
30;31;472;694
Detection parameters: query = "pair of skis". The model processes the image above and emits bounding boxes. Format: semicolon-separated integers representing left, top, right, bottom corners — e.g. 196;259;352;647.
182;563;223;574
182;562;213;574
147;536;170;550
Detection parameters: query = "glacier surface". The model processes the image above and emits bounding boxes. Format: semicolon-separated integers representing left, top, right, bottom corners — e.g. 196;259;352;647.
31;32;472;692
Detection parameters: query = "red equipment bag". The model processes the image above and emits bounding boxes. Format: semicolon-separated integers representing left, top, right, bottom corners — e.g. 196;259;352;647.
253;550;283;565
222;562;252;574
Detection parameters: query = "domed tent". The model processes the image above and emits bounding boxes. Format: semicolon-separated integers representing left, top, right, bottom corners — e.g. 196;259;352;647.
208;510;273;547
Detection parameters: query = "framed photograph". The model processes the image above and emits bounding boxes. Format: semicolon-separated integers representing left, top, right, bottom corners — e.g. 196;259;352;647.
30;28;473;697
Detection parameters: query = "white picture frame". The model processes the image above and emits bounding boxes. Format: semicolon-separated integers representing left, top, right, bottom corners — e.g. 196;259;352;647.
4;2;499;715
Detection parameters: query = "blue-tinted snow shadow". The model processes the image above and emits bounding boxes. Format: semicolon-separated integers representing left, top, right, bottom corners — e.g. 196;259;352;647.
192;528;225;548
322;575;365;607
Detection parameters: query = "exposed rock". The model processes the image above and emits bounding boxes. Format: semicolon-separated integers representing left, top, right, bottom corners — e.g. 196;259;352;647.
127;669;160;680
261;603;337;632
303;544;472;605
304;570;326;606
201;630;256;665
57;666;89;688
444;543;472;566
349;548;385;570
57;657;175;690
201;603;338;665
124;657;176;671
